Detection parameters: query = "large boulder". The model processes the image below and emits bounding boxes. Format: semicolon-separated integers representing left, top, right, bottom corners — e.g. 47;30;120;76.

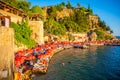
88;30;97;41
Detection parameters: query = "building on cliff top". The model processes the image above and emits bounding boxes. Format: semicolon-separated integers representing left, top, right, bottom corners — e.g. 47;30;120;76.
0;1;44;45
0;0;26;23
0;16;11;27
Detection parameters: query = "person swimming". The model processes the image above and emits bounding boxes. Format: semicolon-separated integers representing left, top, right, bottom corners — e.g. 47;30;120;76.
62;62;65;66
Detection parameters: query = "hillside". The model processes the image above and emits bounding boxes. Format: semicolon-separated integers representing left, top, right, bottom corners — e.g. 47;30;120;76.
2;0;115;42
42;2;114;40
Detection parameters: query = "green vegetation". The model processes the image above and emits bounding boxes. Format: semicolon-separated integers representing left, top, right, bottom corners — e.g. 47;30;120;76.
2;0;31;13
44;2;91;35
43;2;114;40
44;18;66;35
95;29;113;40
2;0;114;40
2;0;42;15
94;29;104;40
66;1;72;9
31;5;43;15
98;17;113;33
11;22;35;48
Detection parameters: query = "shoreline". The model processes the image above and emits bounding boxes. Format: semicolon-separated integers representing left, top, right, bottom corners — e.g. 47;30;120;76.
14;40;120;80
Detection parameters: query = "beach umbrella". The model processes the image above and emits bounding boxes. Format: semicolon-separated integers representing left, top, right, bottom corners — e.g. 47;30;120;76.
26;49;33;54
17;50;25;56
25;56;36;60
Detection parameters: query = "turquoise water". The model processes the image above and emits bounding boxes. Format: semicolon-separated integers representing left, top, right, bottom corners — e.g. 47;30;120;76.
34;46;120;80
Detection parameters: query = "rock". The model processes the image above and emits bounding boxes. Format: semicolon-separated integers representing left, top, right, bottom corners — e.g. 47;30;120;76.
88;30;97;41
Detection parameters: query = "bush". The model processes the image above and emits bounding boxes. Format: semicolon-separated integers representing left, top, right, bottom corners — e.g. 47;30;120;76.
94;30;104;40
11;22;35;48
95;29;113;40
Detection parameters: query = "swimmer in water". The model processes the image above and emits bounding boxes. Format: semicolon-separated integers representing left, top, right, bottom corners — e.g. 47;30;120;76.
62;62;65;66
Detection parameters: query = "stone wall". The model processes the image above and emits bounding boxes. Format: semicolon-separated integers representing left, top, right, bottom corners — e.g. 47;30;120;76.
0;9;22;23
28;21;44;45
0;27;14;80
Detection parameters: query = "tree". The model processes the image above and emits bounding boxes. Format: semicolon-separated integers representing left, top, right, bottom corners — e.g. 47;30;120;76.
56;2;65;11
80;7;87;12
87;4;93;15
106;26;110;31
98;20;106;30
2;0;31;13
110;30;113;34
31;5;43;15
61;2;65;7
17;1;31;13
11;22;35;48
77;3;80;8
44;18;66;35
66;1;72;9
1;0;18;7
74;9;89;32
48;6;57;19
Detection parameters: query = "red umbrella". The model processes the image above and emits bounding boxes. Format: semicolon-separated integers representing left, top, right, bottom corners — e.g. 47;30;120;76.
17;50;25;56
26;49;33;54
25;56;35;60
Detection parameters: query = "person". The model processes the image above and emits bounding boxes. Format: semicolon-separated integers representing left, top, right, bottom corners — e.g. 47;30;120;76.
62;62;65;66
32;49;39;59
30;60;33;66
32;49;37;56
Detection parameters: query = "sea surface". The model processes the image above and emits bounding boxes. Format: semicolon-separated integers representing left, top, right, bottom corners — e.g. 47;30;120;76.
116;36;120;39
33;46;120;80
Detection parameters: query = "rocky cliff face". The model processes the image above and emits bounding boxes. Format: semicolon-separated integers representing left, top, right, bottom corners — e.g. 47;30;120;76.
88;30;97;41
56;9;74;21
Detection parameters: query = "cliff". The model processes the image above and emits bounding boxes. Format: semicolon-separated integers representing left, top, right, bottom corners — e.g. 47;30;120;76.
56;9;74;21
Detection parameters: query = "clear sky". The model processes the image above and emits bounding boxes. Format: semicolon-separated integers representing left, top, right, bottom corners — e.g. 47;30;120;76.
27;0;120;36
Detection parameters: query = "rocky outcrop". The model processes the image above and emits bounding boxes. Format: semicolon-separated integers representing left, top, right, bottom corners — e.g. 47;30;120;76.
88;30;97;41
56;9;74;21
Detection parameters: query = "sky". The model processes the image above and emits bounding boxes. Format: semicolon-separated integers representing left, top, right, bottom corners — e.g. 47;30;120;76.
27;0;120;36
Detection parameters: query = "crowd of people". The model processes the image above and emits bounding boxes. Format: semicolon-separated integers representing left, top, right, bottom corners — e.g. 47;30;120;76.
14;41;72;80
14;40;119;80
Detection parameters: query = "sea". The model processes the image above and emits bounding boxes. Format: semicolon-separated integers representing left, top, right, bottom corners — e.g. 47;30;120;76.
116;36;120;39
33;46;120;80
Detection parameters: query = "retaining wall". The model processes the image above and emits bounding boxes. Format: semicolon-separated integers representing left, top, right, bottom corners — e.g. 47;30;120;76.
0;27;14;80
